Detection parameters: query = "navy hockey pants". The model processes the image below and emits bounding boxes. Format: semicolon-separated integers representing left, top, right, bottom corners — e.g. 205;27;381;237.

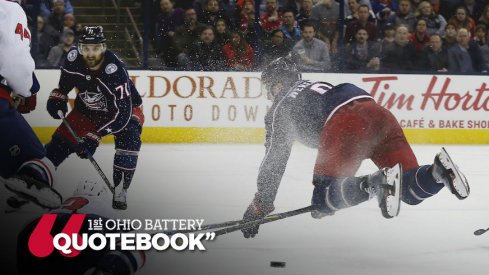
0;98;45;178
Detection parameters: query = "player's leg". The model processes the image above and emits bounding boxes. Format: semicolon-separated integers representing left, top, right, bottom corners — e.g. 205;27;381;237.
370;105;469;204
311;99;401;218
112;112;143;210
0;100;61;208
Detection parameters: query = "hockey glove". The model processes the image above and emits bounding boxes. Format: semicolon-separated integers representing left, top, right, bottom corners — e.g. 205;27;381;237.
241;196;274;238
47;88;68;119
13;94;37;113
76;132;101;159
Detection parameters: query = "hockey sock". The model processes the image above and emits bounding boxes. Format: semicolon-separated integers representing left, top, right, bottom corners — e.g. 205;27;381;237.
113;149;138;189
401;165;444;205
312;175;370;214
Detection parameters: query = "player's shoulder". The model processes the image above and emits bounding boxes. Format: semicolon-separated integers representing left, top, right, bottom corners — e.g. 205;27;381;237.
103;50;127;73
0;0;20;12
63;46;82;69
0;1;27;26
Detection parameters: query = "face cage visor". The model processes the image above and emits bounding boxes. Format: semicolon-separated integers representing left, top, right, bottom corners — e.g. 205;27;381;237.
78;43;106;56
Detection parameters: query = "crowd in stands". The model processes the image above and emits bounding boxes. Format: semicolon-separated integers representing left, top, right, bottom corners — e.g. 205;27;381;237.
151;0;489;73
22;0;81;68
22;0;489;73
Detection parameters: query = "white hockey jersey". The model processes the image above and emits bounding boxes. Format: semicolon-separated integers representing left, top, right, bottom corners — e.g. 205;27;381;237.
0;0;35;97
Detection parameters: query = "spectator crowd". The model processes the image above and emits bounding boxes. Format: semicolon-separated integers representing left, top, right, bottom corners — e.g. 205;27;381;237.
22;0;489;73
21;0;82;67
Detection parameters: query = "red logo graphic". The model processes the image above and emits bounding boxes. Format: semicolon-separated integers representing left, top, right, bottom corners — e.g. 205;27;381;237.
28;214;86;258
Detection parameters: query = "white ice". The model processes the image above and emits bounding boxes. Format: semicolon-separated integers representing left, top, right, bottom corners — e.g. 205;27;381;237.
1;144;488;275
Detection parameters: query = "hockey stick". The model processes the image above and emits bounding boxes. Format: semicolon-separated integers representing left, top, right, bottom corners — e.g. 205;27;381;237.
165;206;314;237
58;111;114;194
164;218;245;235
211;205;314;237
164;206;315;235
162;206;314;236
474;227;489;236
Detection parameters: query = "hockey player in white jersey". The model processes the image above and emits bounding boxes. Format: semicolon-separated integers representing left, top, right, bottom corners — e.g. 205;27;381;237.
0;0;62;209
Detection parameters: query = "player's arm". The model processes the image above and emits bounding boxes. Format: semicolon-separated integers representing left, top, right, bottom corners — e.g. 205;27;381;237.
255;114;294;206
96;73;133;136
242;110;294;238
0;4;35;98
46;63;79;119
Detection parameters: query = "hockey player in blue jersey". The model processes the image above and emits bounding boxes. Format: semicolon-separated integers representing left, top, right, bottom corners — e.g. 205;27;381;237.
241;54;470;238
44;26;144;210
0;0;62;209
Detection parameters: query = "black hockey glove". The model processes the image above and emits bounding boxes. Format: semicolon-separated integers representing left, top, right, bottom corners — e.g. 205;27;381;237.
241;196;274;238
76;132;101;159
47;88;68;119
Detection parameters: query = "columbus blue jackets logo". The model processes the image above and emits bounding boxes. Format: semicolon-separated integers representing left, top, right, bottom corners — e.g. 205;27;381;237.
79;86;107;111
105;63;118;74
67;50;78;62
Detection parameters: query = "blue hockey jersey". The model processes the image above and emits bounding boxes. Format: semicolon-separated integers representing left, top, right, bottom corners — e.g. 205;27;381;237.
57;47;142;136
257;80;373;204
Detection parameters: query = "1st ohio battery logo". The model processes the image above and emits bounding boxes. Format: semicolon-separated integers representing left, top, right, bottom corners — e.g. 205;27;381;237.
28;214;216;258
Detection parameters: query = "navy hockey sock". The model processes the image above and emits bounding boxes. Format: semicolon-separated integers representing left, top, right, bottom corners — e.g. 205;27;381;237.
401;165;444;205
312;175;370;214
113;150;138;189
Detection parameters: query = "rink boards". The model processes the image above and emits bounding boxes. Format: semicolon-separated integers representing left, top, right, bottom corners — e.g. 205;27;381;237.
27;70;489;144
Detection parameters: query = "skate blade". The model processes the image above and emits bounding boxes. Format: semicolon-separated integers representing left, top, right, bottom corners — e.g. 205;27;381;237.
1;177;61;209
382;163;402;218
438;147;470;200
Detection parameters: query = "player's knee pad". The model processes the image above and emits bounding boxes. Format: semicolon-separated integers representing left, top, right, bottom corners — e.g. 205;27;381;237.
17;157;55;187
96;250;145;275
401;165;444;205
45;133;76;167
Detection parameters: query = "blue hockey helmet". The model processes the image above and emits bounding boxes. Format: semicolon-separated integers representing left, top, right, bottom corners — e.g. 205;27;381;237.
261;52;301;100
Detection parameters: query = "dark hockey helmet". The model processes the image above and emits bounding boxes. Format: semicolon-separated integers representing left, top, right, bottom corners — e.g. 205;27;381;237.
78;26;107;56
261;52;301;100
79;26;106;44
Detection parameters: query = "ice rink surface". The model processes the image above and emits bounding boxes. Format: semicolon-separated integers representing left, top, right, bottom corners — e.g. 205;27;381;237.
1;144;488;275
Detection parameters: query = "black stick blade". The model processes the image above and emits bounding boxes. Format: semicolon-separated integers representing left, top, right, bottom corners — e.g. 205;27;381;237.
474;228;488;236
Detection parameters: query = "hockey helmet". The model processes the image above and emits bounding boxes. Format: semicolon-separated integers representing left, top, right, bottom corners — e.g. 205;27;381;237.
79;26;106;44
261;52;301;100
73;179;108;197
78;26;107;56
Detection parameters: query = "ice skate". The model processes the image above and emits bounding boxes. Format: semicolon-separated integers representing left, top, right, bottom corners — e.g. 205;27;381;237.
365;163;403;219
1;175;62;209
432;147;470;200
112;183;127;210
